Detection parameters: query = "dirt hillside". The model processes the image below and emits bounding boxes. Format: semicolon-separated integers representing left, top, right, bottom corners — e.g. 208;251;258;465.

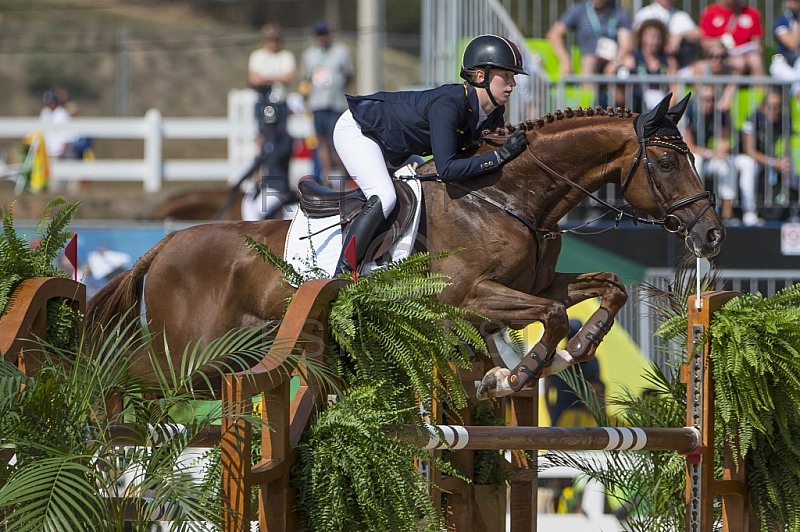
0;0;422;220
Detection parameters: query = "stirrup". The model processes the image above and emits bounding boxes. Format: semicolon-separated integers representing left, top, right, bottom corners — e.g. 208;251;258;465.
567;307;613;361
508;341;550;392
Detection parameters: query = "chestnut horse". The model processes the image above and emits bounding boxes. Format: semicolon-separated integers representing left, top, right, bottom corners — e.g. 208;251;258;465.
86;94;725;398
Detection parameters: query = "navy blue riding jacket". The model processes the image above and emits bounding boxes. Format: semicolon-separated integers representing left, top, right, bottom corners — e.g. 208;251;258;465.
346;84;506;182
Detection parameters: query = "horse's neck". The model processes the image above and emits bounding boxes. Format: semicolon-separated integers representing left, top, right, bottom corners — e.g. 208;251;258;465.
498;120;635;228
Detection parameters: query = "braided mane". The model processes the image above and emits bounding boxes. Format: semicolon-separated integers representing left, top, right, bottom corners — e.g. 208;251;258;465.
480;105;634;138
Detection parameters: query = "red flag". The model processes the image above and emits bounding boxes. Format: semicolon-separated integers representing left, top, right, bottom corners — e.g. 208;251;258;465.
65;234;78;281
344;235;357;282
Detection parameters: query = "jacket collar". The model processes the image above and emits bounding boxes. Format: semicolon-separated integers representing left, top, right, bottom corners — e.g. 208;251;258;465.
464;84;482;135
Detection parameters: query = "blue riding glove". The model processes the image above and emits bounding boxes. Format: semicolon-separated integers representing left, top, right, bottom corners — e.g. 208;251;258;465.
495;130;529;164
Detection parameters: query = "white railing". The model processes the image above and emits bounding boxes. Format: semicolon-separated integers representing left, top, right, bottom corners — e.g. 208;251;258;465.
0;89;280;193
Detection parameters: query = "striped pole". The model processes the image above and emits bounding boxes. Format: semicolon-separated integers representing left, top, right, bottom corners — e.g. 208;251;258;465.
402;425;701;452
105;423;701;454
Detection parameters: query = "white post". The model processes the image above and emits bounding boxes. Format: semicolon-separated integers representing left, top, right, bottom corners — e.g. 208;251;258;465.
227;89;258;185
357;0;384;95
143;108;163;192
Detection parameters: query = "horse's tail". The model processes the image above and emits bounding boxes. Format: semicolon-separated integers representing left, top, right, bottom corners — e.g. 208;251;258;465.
85;233;176;343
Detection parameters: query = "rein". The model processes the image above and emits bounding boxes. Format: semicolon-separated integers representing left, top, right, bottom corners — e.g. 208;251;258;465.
415;115;715;241
518;116;714;239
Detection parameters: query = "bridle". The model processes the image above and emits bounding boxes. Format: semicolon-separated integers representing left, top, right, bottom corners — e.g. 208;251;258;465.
518;116;714;239
619;114;715;236
416;115;716;241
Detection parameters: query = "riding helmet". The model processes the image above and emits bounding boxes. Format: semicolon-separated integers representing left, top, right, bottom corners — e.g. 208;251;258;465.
460;34;527;81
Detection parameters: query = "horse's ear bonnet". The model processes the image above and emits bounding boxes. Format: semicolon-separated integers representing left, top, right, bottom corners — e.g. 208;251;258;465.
666;93;691;125
635;92;690;153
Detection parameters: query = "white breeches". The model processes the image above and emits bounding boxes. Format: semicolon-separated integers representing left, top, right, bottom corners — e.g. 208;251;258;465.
769;57;800;97
332;110;397;218
732;154;759;214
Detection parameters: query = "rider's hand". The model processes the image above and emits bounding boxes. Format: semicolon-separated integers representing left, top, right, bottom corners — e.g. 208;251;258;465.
496;130;529;164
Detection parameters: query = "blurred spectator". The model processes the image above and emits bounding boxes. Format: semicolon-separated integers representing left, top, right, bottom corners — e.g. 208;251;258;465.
248;24;295;134
733;89;794;226
39;91;74;159
633;0;702;70
682;85;735;222
547;0;633;107
84;248;131;299
769;0;800;99
55;88;93;162
545;319;606;427
300;20;354;186
240;103;296;221
685;39;736;111
698;0;765;76
621;19;678;112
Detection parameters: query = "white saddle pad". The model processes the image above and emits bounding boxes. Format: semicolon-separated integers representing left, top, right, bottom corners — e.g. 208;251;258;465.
283;178;423;285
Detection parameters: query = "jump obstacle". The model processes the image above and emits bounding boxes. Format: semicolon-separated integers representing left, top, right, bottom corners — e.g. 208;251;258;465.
0;278;755;531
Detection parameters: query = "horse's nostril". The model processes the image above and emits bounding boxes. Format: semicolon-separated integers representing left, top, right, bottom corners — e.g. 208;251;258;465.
707;227;723;245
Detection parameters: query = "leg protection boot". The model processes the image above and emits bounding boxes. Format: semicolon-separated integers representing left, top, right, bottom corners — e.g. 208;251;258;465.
334;195;386;276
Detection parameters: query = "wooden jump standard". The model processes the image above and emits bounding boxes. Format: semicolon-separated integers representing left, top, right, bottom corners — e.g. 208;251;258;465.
1;279;753;531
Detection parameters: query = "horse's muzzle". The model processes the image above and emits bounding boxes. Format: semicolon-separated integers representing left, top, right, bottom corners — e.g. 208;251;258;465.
686;223;725;258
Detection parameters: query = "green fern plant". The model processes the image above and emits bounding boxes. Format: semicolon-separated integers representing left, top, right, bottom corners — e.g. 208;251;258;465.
328;251;483;414
248;242;489;531
293;383;459;532
659;283;800;531
539;262;722;531
542;362;689;532
550;261;800;532
0;315;281;531
0;199;82;351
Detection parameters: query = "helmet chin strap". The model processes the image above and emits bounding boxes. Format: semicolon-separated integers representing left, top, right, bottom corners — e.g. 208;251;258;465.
466;66;499;108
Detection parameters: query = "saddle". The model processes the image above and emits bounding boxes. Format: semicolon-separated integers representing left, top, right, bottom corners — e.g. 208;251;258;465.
297;179;418;263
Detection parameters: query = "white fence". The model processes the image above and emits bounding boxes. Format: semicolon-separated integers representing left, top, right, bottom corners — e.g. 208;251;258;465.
0;89;310;193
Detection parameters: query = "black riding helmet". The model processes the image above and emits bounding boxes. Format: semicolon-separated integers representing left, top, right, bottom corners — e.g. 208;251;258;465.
460;34;527;107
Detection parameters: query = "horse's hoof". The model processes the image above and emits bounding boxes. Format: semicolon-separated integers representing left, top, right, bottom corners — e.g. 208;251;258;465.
476;366;512;400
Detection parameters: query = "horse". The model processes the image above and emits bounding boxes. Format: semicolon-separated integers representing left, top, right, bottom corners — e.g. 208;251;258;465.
86;93;725;398
150;189;243;221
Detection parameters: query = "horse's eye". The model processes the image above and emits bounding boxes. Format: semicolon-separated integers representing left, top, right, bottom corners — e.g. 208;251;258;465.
658;157;675;170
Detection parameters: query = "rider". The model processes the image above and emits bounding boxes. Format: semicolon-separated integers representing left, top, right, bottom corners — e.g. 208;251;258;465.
331;34;531;275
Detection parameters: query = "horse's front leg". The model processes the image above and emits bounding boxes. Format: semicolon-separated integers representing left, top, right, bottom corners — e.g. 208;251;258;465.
534;271;628;376
457;280;571;400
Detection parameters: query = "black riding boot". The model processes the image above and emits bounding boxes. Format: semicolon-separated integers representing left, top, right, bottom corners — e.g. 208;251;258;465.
334;195;386;276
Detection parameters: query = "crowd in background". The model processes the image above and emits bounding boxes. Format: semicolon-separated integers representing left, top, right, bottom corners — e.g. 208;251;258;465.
549;0;800;226
241;19;353;221
241;1;800;227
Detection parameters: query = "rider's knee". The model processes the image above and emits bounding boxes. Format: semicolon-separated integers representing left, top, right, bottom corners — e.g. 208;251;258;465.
377;193;396;218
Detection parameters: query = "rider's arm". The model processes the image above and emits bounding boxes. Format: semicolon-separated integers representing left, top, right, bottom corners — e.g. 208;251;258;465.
428;97;504;181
